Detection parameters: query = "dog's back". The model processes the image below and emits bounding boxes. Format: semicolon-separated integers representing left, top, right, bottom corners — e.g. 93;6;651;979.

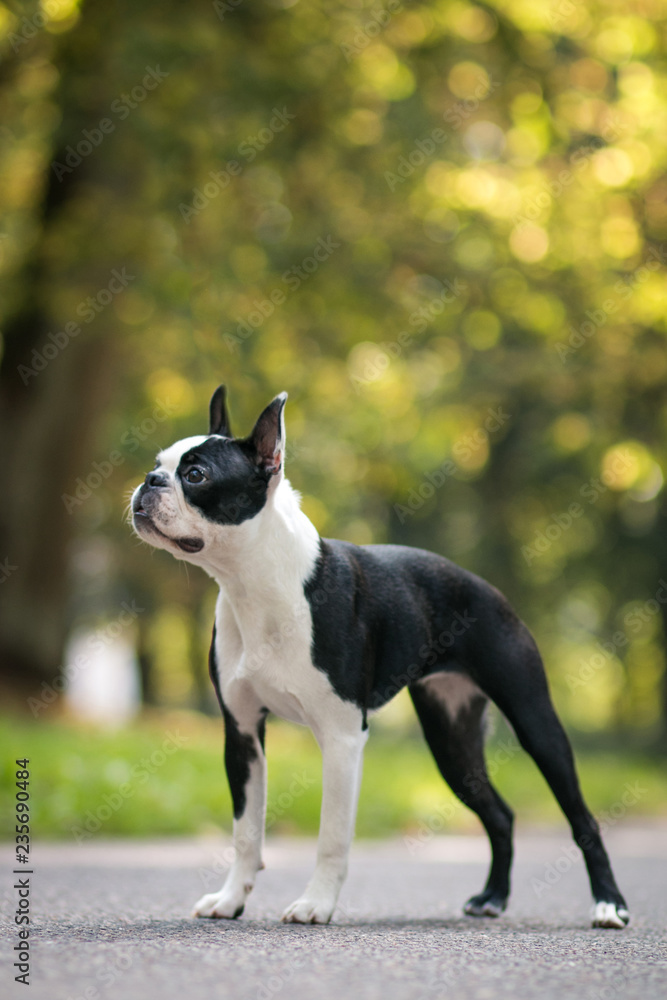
305;538;532;716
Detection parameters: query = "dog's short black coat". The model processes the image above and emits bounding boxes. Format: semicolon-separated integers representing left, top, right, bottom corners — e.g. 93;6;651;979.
304;538;521;722
297;535;628;918
177;438;271;526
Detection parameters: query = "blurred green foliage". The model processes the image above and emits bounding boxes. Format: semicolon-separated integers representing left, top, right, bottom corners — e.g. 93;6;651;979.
1;713;666;838
1;0;667;743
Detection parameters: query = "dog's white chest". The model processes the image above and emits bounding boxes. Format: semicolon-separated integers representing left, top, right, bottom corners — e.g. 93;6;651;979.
246;674;310;726
214;590;331;729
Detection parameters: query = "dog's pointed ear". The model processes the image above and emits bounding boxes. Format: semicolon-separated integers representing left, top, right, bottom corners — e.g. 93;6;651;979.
209;385;233;437
250;392;287;475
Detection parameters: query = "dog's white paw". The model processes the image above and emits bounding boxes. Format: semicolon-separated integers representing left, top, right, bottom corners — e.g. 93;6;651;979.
281;895;335;924
464;898;505;917
192;887;248;919
591;902;630;929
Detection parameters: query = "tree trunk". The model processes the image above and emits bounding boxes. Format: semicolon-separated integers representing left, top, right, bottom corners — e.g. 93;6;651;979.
0;2;119;703
0;300;115;702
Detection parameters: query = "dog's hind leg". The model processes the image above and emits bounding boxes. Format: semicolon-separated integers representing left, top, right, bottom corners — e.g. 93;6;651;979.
478;626;629;929
409;673;514;917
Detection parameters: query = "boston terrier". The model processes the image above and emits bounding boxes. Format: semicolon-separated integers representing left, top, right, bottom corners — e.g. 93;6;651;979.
130;385;629;929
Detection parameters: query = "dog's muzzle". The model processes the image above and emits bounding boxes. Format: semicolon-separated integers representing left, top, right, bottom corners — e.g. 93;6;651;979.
132;481;204;554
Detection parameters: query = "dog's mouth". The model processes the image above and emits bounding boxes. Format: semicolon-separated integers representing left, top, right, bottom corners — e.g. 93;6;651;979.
133;506;204;554
176;536;205;553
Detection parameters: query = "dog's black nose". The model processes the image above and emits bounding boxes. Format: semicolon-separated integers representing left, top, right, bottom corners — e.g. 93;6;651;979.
145;471;168;488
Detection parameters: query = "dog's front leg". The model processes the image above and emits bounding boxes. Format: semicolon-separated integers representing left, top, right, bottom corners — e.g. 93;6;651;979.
193;700;267;919
282;719;367;924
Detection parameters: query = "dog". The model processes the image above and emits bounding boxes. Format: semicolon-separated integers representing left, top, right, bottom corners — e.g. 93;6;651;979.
130;385;629;929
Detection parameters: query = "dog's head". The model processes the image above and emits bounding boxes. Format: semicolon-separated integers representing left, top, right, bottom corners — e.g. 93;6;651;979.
130;385;287;562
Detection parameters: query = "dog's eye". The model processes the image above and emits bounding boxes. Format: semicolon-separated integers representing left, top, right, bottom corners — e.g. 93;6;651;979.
184;468;206;484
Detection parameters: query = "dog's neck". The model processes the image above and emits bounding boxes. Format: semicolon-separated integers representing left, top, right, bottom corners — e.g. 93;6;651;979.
199;474;321;607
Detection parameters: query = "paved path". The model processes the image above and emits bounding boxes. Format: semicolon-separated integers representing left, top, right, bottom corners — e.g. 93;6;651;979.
2;823;667;1000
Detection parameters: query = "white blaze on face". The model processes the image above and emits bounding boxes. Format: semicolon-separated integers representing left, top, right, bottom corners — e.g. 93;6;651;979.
133;435;211;542
156;435;210;475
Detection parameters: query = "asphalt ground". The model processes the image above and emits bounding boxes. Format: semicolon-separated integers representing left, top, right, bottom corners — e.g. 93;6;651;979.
2;823;667;1000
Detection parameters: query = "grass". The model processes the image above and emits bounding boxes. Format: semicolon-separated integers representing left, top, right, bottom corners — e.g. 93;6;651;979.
1;710;666;842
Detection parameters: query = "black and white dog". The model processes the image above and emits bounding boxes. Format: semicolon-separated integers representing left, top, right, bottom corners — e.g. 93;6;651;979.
131;386;629;929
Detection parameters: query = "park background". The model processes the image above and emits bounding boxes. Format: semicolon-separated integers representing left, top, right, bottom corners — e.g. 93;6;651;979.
1;0;666;842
